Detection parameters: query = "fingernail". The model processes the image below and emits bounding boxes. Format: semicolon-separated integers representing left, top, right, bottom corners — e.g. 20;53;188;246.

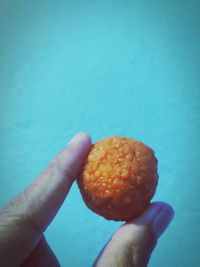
152;205;175;239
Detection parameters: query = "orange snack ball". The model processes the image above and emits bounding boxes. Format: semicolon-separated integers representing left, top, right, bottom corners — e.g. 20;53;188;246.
77;136;158;221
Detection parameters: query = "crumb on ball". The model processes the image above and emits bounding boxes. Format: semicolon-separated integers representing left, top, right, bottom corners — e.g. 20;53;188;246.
77;136;158;221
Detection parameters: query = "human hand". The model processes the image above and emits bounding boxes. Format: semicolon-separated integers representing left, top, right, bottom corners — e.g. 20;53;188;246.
0;132;92;267
0;132;174;267
93;201;174;267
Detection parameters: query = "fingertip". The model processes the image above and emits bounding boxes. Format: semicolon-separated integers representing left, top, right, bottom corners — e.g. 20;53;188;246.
132;201;174;239
66;131;92;161
55;131;92;179
77;131;92;144
151;201;175;226
80;132;93;148
140;201;174;219
150;201;174;213
68;131;92;147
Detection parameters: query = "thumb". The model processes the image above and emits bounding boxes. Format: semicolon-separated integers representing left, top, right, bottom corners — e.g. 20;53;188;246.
93;202;174;267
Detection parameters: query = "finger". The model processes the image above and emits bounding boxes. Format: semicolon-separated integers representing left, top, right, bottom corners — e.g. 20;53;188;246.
0;132;92;267
21;236;60;267
132;201;175;239
93;202;174;267
6;132;92;233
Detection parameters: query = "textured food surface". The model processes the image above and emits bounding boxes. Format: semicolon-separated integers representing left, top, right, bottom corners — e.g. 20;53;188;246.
77;136;158;221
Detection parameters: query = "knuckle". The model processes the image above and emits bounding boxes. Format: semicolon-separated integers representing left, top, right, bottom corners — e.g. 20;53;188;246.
4;199;42;237
20;212;42;236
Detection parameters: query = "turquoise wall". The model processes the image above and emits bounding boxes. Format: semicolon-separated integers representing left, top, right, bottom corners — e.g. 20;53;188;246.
0;1;200;266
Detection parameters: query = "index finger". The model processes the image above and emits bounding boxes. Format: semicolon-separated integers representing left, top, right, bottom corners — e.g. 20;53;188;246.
0;132;92;266
9;132;92;233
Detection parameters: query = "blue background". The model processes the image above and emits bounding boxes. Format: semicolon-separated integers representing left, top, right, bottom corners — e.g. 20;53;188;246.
0;1;200;266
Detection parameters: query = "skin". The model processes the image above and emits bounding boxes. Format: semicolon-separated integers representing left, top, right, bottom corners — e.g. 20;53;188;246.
0;132;174;267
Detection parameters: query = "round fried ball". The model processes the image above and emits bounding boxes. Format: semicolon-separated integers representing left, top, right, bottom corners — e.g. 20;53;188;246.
77;136;158;221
